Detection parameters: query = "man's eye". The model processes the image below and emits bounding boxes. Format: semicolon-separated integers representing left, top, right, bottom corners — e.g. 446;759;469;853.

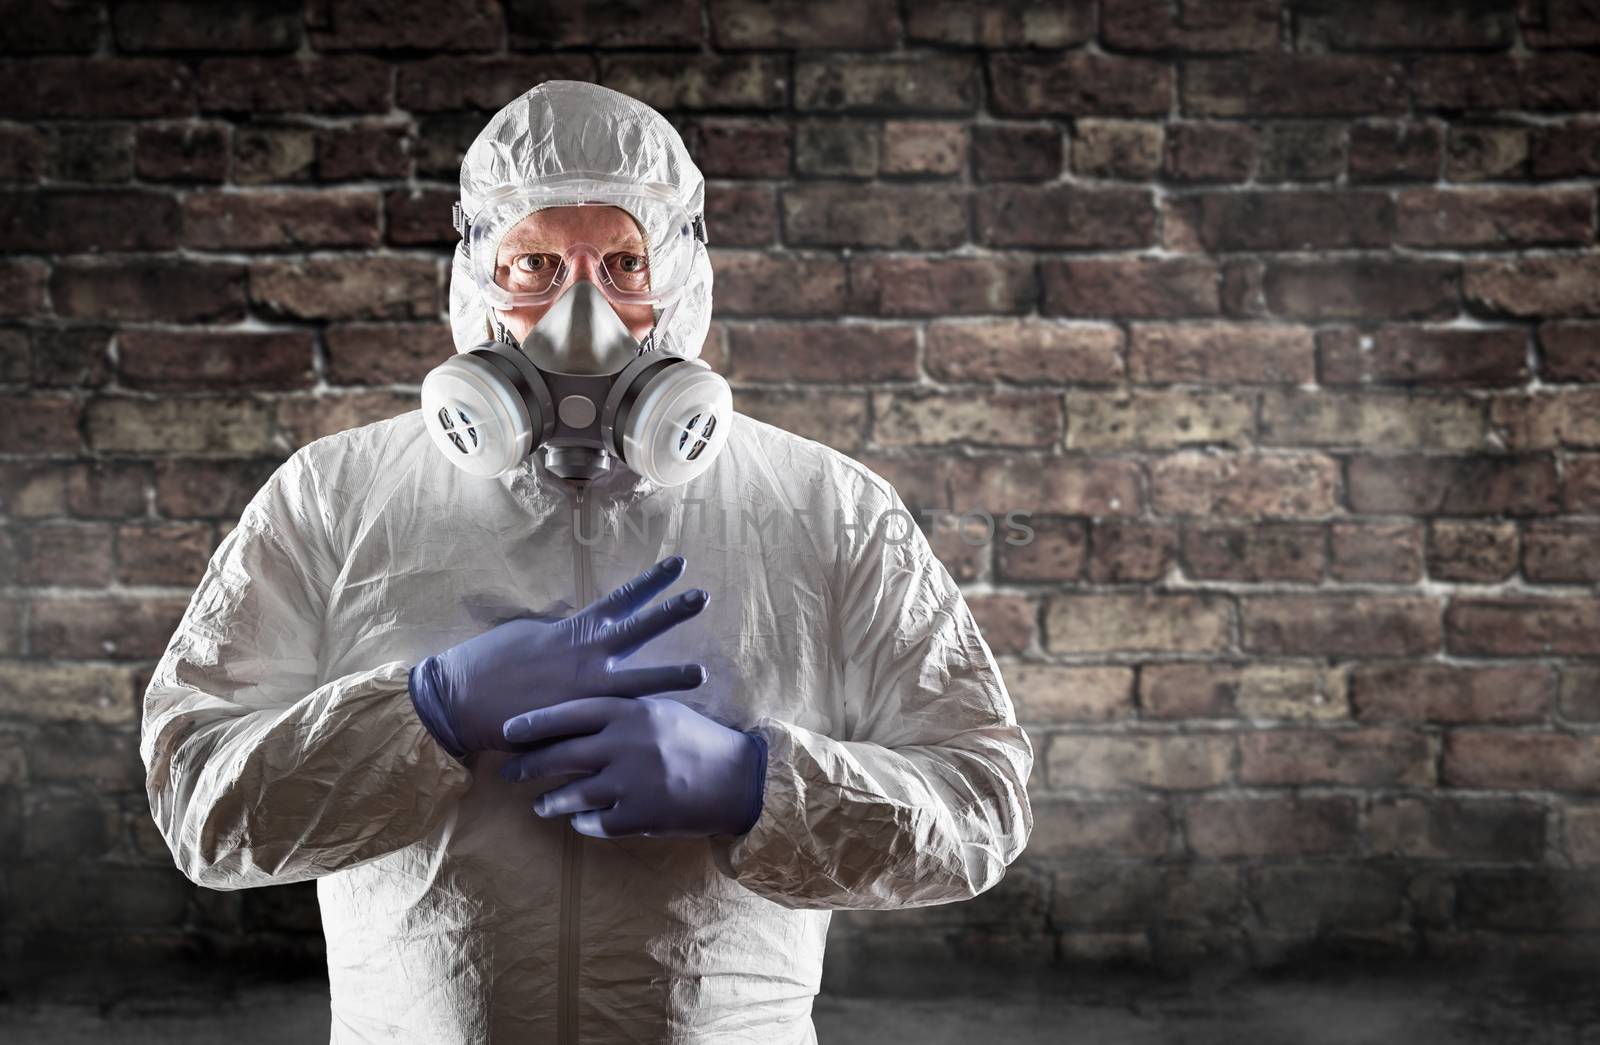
612;253;647;273
514;254;554;272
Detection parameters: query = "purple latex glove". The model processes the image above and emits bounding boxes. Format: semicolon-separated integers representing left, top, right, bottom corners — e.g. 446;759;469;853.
499;693;768;840
409;555;709;758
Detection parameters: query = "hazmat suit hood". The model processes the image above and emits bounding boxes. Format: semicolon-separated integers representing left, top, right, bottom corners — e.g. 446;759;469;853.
448;80;713;362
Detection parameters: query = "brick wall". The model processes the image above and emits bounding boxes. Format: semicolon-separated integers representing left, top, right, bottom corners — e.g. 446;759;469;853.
4;0;1600;983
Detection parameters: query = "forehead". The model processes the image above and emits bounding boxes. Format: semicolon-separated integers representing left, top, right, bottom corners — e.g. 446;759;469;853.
500;204;645;248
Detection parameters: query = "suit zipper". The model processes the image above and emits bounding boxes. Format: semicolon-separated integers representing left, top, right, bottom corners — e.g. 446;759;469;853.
560;478;592;1045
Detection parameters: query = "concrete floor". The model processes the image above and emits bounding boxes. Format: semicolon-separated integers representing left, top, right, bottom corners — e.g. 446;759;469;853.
2;963;1598;1043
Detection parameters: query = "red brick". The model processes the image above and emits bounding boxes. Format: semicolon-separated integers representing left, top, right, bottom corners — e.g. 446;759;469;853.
1444;730;1600;790
954;454;1142;517
964;594;1035;655
1182;522;1325;582
0;190;179;252
782;184;968;250
1046;733;1233;790
848;255;1036;316
154;459;280;520
709;0;897;47
1255;122;1347;182
135;122;229;182
1072;119;1163;179
881;120;966;176
115;523;213;588
793;54;977;113
0;260;48;319
1029;799;1170;859
1565;455;1600;513
316;124;411;180
1294;1;1513;49
249;257;441;321
1263;259;1459;320
873;390;1061;448
324;322;454;385
996;515;1090;581
1130;322;1314;384
1042;258;1220;319
1489;389;1600;449
1045;593;1233;654
1163;121;1256;182
1329;520;1424;582
1520;0;1600;46
1351;663;1553;724
905;0;1092;47
1414;53;1600;113
395;55;596;113
181;190;381;250
1244;595;1442;657
1562;666;1600;722
724;322;918;383
1356;454;1562;515
307;0;504;51
1150;451;1340;518
1186;797;1359;858
197;56;391;114
384;188;456;247
0;461;148;521
972;124;1062;181
705;184;776;248
233;126;314;184
1540;321;1600;382
1447;597;1600;656
0;58;194;118
1524;521;1600;583
794;120;879;177
275;392;415;448
709;251;847;317
1371;797;1545;862
1426;520;1519;582
1396;188;1594;248
1319;326;1530;387
989;53;1172;117
976;186;1155;249
16;525;114;586
1239;728;1433;787
685;118;791;179
508;0;702;47
1445;124;1529;181
1530;118;1600;178
51;260;247;322
1104;0;1279;51
1182;57;1407;116
1003;662;1131;724
1349;121;1443;182
112;0;301;51
1456;870;1600;931
1085;520;1177;583
1251;865;1405;932
1467;257;1600;318
926;320;1122;385
1176;190;1394;252
28;597;189;660
1141;662;1345;721
87;398;274;455
0;0;100;52
0;395;80;451
116;330;316;391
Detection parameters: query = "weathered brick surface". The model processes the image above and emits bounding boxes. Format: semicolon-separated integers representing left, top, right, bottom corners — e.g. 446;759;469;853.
7;0;1600;981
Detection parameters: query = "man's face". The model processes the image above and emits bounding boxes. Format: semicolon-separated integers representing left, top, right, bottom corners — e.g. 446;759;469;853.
492;204;658;344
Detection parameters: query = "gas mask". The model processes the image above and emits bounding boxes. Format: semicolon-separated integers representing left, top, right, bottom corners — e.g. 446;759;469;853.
420;277;731;485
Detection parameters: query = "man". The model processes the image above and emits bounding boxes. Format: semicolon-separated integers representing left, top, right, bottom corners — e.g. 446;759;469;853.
141;79;1034;1043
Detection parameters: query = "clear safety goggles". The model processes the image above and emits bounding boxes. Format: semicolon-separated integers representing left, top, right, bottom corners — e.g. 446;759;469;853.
456;176;707;311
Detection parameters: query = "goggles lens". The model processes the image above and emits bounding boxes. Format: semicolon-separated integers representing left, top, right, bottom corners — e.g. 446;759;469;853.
467;185;702;310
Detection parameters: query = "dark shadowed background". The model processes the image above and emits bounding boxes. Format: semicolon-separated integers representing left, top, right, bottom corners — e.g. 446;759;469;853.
3;0;1600;1021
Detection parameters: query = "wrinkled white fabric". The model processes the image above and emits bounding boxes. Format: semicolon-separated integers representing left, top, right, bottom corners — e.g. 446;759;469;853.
140;79;1033;1045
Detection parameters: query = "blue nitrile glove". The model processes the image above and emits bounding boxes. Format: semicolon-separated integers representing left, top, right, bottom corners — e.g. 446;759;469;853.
408;555;709;758
499;691;769;840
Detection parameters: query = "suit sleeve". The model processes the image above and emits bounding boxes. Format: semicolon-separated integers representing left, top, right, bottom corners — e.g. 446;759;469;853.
140;446;473;891
708;481;1035;910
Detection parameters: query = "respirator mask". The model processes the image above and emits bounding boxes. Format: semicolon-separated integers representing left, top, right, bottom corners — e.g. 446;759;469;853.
421;178;731;486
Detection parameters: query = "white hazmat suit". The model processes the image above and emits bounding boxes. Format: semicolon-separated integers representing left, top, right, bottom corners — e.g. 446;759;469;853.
140;80;1035;1043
